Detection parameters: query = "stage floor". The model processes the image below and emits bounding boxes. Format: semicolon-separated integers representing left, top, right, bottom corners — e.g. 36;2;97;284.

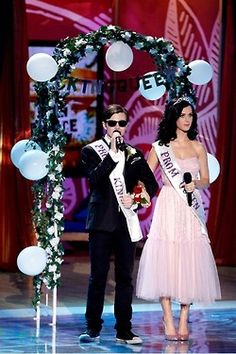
0;241;236;353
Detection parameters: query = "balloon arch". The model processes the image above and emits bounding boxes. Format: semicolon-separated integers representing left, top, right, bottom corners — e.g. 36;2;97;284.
15;25;211;310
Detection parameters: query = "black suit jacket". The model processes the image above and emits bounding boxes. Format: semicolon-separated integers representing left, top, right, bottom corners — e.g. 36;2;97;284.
81;140;158;232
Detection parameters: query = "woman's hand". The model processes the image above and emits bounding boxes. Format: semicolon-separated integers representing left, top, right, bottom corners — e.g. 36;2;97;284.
180;180;195;193
184;181;195;193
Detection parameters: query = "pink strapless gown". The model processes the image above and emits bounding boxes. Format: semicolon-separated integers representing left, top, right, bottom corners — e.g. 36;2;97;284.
136;157;221;304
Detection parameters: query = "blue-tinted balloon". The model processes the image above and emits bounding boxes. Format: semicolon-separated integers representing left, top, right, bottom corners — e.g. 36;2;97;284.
19;150;49;180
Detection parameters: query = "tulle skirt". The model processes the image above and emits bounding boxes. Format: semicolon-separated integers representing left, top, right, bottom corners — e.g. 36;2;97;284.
136;186;221;304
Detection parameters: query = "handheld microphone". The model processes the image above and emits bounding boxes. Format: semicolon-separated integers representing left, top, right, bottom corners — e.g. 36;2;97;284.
183;172;192;207
115;136;126;151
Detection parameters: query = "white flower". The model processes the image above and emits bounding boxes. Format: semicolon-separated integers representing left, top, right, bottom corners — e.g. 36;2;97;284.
126;146;137;160
149;48;158;55
46;111;52;118
48;174;56;181
43;278;49;286
55;211;63;220
47;131;54;139
146;36;154;42
56;164;63;172
63;48;71;56
107;25;116;30
48;100;55;107
46;247;52;255
58;58;67;66
50;237;60;247
176;59;185;70
129;147;136;155
121;31;132;40
53;272;61;281
50;145;59;152
166;43;174;52
99;37;107;45
54;185;63;193
134;42;144;49
85;45;94;54
52;190;60;199
75;39;86;47
47;226;55;235
48;264;57;272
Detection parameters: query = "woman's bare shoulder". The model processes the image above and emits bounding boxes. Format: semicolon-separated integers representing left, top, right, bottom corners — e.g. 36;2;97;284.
192;140;207;156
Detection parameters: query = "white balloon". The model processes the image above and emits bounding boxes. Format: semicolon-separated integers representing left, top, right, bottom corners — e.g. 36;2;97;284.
17;246;47;276
139;71;166;100
207;153;220;183
188;60;213;85
10;139;41;168
19;150;49;180
105;41;133;72
26;53;58;82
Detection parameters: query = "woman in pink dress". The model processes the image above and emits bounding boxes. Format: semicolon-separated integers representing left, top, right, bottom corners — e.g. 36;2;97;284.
136;97;221;341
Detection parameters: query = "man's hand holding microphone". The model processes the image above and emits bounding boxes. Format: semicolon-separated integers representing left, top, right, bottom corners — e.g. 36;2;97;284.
110;130;126;152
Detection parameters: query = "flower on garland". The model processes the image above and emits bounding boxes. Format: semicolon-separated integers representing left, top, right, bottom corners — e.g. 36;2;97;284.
132;182;151;208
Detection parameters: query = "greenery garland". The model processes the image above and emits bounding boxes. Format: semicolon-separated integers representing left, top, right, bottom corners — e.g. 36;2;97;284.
31;80;66;308
31;25;196;308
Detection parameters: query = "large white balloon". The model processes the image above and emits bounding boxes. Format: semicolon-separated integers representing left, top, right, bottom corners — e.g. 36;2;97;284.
139;71;166;100
188;60;213;85
19;150;49;180
17;246;47;276
207;153;220;183
105;41;133;72
10;139;41;168
26;53;58;82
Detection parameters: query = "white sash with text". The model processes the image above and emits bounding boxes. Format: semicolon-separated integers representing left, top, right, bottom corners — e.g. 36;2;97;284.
89;140;143;242
154;141;209;240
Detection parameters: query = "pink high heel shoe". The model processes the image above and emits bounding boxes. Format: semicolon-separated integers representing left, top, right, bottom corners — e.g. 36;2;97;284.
162;319;178;341
178;332;189;341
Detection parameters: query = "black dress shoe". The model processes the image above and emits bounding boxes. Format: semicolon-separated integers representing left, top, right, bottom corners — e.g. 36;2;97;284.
116;330;143;345
79;329;100;342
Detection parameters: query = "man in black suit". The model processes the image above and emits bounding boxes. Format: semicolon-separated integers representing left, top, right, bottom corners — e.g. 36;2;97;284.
79;104;158;344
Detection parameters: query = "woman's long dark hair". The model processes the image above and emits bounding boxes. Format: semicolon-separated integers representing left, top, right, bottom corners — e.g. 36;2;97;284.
157;99;198;145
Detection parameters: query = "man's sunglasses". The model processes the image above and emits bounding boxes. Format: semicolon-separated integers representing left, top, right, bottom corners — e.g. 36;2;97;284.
106;120;128;127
